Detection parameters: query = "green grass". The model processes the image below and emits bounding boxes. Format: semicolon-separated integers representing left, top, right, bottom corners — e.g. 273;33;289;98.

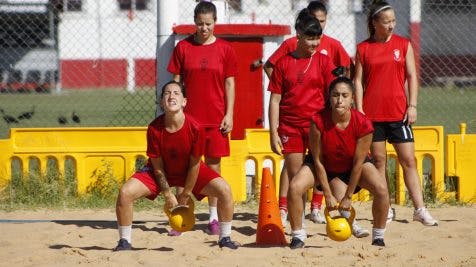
1;86;475;139
418;86;476;134
0;88;157;138
0;158;160;211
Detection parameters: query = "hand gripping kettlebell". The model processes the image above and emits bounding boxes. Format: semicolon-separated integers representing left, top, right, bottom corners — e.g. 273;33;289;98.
164;198;196;232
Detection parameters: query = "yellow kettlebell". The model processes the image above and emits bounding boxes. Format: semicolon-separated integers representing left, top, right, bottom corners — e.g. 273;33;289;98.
164;198;195;232
324;206;355;242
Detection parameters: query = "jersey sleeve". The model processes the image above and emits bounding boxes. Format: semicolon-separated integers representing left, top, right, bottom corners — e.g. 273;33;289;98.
334;42;352;68
311;112;324;133
321;55;337;100
267;39;292;66
267;58;285;94
146;125;161;159
223;43;238;78
355;111;374;138
167;41;184;75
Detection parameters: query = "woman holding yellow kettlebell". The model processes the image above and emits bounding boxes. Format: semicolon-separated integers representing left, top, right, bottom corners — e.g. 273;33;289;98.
287;76;389;249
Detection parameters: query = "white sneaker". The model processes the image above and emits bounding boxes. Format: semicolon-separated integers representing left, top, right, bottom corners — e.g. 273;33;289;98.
310;209;326;224
280;209;288;227
413;207;438;226
387;207;396;224
352;222;370;238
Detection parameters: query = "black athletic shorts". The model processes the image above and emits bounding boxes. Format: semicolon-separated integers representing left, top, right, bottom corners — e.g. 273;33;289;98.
372;121;414;143
303;154;373;194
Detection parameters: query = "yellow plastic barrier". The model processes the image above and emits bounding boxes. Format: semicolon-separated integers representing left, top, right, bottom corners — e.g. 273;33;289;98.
446;123;476;203
386;126;445;205
0;125;467;204
0;127;147;194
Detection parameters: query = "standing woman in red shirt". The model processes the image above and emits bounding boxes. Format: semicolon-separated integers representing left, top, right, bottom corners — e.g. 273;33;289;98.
264;1;353;224
268;8;335;228
167;1;238;235
354;1;437;226
287;77;389;249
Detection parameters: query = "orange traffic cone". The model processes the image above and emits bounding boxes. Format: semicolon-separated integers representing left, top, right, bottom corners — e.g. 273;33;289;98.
256;167;287;246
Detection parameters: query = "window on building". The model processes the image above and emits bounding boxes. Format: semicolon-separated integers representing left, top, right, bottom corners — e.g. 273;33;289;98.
118;0;149;11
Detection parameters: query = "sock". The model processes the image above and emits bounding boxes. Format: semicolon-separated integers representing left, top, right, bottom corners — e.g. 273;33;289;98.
118;225;132;243
291;229;306;242
372;228;386;240
279;196;287;211
218;221;232;240
311;191;324;210
209;206;218;222
340;210;351;219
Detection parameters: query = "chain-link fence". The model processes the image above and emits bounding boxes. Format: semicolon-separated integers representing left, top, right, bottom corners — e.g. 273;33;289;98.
0;0;474;139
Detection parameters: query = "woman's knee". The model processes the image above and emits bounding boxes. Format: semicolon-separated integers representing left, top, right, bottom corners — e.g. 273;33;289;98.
117;186;135;205
372;180;389;200
209;178;232;200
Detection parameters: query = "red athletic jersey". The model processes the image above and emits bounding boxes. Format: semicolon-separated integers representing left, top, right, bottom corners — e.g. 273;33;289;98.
268;52;335;128
146;114;205;181
357;34;410;121
267;35;351;68
167;36;238;126
312;109;374;173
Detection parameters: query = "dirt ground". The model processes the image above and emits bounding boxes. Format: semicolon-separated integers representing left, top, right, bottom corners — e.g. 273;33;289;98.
0;202;475;267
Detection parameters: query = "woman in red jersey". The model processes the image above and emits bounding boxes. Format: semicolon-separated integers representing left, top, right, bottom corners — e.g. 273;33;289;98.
264;1;353;79
287;77;389;249
354;1;437;226
113;81;239;251
167;1;238;235
268;8;335;228
264;1;353;225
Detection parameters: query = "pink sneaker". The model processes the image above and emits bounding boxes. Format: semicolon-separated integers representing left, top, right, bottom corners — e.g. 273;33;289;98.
168;229;182;236
206;219;220;235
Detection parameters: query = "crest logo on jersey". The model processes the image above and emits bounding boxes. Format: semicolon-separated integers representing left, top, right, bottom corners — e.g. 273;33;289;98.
320;49;328;56
393;49;401;61
200;58;208;71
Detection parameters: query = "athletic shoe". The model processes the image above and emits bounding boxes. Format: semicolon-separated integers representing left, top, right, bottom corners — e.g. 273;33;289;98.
167;229;182;236
352;223;370;238
280;209;288;227
206;219;220;235
413;207;438;226
387;207;396;224
310;208;326;224
289;237;305;249
371;238;385;247
218;236;240;249
113;238;132;251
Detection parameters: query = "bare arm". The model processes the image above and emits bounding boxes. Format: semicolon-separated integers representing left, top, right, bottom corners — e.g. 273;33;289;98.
149;157;177;209
339;133;373;210
177;155;201;206
405;43;418;125
220;76;235;134
309;121;338;208
268;93;282;155
172;74;181;82
263;60;274;79
353;52;365;114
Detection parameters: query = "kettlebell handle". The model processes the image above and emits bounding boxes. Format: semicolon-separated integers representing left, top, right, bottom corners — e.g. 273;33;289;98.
163;198;195;218
324;205;356;224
